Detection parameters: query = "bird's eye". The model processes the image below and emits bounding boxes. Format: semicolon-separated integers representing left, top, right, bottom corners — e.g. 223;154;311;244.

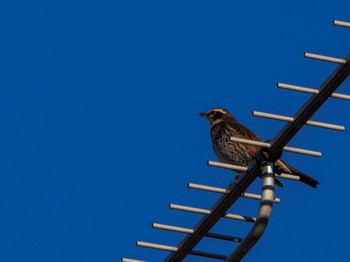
212;112;222;121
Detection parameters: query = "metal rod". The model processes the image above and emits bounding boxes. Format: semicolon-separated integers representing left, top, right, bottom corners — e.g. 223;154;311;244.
226;161;275;261
224;213;256;222
275;173;300;181
152;222;242;242
207;160;248;172
152;223;193;234
252;111;345;131
136;241;177;252
187;183;227;194
277;82;350;101
333;20;350;28
229;137;271;148
188;183;280;203
277;82;318;94
304;119;344;131
331;92;350;100
169;204;210;215
169;204;256;222
190;250;227;260
253;111;293;122
206;232;243;243
137;241;227;260
165;55;350;262
121;258;146;262
242;192;280;203
304;52;347;64
230;137;322;157
283;146;321;157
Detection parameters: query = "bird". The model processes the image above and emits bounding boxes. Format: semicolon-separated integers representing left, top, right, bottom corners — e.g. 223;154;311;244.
199;108;319;188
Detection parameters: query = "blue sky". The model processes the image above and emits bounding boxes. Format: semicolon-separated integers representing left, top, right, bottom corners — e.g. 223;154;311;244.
1;1;350;261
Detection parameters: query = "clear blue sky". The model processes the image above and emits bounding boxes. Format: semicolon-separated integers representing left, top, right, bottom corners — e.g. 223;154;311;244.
1;1;350;261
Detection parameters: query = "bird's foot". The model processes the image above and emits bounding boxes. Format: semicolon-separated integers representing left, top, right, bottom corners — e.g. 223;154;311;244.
234;174;240;185
226;175;241;193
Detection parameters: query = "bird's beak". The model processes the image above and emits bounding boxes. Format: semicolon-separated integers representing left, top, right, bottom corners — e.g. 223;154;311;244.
199;112;208;118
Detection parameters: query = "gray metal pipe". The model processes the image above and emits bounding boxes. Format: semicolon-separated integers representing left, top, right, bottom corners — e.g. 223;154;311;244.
225;161;275;261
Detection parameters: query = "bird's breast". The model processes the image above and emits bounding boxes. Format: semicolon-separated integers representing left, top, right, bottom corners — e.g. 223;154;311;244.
210;124;253;167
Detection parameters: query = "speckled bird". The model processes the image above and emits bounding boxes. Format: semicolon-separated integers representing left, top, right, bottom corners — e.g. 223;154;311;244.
199;108;319;188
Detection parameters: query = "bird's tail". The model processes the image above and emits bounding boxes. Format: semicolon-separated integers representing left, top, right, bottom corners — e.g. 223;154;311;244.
277;159;319;188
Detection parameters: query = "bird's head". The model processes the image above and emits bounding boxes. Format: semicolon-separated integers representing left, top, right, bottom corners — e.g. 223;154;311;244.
199;108;234;125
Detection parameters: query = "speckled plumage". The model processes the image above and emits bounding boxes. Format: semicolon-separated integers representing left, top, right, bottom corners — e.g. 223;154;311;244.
200;108;319;188
211;119;254;167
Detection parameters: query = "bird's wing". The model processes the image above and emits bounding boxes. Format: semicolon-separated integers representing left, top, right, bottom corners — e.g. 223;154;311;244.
226;120;319;188
229;120;263;157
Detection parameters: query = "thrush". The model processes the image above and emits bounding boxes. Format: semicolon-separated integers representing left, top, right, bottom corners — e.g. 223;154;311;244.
199;108;319;188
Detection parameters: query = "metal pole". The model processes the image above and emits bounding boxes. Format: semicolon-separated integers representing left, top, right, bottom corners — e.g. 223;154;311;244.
225;161;275;261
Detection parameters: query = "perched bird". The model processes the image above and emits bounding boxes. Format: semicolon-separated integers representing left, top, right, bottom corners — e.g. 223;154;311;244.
199;108;319;188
